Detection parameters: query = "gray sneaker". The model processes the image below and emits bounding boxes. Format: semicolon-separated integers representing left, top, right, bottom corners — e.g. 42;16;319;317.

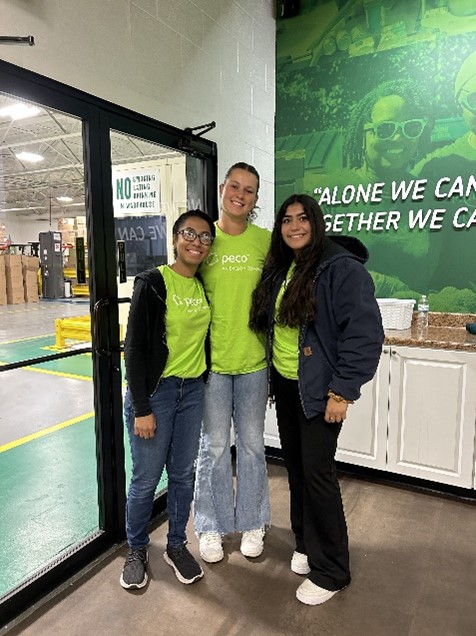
163;543;204;584
120;547;148;589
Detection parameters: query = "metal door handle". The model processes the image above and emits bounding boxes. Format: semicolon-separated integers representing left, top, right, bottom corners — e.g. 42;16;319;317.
93;297;131;356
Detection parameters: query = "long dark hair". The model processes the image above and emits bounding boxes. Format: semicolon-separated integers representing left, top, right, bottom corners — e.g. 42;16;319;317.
249;194;326;331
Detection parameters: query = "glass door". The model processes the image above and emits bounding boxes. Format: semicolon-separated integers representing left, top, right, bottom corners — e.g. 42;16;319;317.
0;92;101;605
107;127;214;502
0;60;217;625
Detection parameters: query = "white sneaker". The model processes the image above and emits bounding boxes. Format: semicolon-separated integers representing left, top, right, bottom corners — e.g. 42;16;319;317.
199;532;224;563
240;528;265;558
296;578;341;605
291;551;311;575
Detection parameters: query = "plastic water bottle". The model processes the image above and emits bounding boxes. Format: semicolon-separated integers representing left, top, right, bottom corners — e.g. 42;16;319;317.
417;294;429;330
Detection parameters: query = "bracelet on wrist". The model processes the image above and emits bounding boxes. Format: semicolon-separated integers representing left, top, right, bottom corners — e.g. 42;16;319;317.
327;390;354;405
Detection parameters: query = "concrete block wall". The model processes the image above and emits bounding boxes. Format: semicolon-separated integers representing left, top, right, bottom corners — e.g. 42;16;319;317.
0;0;276;227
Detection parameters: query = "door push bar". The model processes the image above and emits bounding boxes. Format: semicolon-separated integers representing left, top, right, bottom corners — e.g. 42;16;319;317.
93;297;131;356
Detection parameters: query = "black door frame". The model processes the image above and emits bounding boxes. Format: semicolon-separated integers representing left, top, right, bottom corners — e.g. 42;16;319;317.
0;58;217;626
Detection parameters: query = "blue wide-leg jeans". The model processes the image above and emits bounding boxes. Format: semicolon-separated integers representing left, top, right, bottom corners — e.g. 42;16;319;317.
124;376;204;549
194;369;270;535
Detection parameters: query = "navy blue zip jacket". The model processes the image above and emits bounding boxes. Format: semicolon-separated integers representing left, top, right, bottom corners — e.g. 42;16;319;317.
268;235;384;418
124;267;210;418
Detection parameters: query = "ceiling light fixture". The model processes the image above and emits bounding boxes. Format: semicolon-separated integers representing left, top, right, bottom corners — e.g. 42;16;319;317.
0;36;35;45
0;103;41;120
15;151;44;163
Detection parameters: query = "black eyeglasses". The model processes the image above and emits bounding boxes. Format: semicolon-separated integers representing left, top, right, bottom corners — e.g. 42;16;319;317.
364;119;427;140
176;227;214;246
459;89;476;113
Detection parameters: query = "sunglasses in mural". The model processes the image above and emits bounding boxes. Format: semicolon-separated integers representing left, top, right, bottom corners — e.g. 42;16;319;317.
364;119;427;140
458;89;476;113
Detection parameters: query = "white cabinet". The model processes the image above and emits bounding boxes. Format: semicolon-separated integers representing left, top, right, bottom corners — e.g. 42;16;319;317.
386;346;476;488
264;347;391;465
335;346;390;469
265;345;476;489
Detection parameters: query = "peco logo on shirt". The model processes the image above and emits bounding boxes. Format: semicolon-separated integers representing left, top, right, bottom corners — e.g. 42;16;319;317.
222;254;249;264
203;251;219;267
203;250;251;268
172;294;204;308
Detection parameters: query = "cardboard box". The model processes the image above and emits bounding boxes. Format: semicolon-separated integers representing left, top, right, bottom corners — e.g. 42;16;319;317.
4;254;22;273
6;264;25;303
6;287;25;304
21;255;40;272
21;256;40;303
24;270;39;302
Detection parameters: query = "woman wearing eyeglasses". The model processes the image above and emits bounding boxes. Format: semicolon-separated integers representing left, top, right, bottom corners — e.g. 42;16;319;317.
120;209;215;590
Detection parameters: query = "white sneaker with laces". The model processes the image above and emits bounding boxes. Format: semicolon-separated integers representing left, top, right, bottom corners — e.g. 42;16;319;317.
296;578;341;605
240;528;265;558
199;532;224;563
291;551;311;575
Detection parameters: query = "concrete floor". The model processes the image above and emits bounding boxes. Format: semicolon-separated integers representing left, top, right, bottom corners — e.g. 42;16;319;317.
5;462;476;636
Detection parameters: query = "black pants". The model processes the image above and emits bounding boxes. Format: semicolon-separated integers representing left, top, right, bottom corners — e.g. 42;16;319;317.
273;368;351;591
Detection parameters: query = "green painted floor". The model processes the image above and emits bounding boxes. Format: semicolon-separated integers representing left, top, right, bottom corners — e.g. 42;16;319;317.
0;335;167;598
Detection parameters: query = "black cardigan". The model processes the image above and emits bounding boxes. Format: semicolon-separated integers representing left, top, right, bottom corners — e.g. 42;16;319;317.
124;267;210;418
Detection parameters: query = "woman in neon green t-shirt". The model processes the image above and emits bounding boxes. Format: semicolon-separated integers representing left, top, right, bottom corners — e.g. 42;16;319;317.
121;210;214;590
194;163;271;563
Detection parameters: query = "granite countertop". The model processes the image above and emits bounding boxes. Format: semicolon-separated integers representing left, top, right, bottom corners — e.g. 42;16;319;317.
384;312;476;352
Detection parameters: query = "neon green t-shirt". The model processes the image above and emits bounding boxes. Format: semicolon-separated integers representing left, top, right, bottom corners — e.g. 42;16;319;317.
199;223;271;374
273;263;299;380
159;265;210;379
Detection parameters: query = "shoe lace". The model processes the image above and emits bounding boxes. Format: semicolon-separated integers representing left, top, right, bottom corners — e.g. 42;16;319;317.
126;548;146;564
171;544;188;557
169;544;197;567
201;532;221;545
244;529;263;540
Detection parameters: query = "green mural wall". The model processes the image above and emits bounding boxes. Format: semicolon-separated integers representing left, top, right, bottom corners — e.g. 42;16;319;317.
276;0;476;312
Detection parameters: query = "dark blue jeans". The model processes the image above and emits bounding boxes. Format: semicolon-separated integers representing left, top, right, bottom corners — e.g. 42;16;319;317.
273;368;351;591
124;376;204;549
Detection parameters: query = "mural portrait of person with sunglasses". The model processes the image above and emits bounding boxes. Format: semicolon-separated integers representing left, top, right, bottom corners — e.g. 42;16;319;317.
313;79;435;298
344;79;430;187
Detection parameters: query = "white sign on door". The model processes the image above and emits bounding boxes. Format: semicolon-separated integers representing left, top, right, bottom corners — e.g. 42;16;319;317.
112;167;160;215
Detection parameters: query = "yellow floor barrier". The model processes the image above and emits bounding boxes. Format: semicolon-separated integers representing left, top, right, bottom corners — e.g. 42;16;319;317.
54;315;91;349
54;315;124;349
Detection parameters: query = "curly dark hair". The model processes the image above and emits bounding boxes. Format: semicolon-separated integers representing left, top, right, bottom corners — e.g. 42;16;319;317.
343;79;432;170
249;194;326;331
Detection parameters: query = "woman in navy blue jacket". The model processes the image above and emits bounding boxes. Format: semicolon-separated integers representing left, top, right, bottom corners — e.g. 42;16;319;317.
250;194;384;606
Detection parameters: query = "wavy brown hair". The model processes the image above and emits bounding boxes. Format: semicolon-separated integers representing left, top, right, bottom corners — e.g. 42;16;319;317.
249;194;326;331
